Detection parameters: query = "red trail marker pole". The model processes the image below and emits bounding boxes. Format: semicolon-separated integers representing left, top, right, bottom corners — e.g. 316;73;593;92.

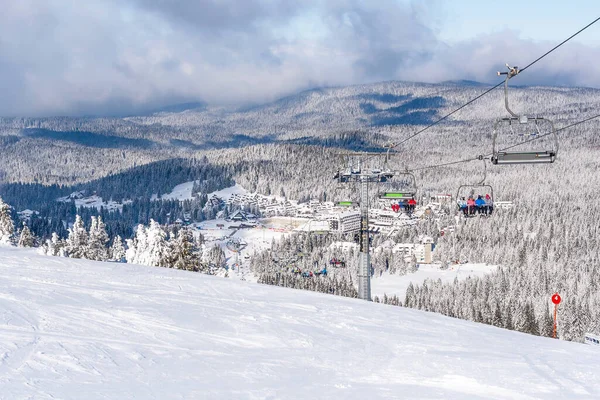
551;293;561;339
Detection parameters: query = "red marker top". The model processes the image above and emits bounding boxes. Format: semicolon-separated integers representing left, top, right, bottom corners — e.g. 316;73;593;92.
551;293;561;305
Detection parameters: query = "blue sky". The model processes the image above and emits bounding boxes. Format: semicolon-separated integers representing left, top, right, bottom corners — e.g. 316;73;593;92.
1;0;599;117
438;0;599;45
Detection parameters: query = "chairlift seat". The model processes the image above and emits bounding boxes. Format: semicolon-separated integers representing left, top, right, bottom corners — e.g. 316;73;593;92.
379;192;415;200
491;151;556;165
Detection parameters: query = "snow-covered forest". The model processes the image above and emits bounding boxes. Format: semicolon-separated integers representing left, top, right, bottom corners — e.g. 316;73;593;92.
1;80;599;343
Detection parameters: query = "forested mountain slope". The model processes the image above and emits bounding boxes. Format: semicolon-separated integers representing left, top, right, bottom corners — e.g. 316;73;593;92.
1;80;598;184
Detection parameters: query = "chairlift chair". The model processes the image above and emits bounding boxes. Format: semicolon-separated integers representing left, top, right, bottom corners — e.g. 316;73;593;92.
491;64;558;165
456;159;494;217
378;171;418;213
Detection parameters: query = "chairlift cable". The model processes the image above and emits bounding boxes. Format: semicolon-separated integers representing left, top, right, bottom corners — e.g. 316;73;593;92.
518;16;600;74
374;16;600;157
407;157;481;172
495;113;600;153
406;113;600;172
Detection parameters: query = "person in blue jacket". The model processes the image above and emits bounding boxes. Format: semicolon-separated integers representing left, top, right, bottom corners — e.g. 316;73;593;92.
475;195;486;214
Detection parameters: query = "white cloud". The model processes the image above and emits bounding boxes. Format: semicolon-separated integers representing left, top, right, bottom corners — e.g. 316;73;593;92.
0;0;598;116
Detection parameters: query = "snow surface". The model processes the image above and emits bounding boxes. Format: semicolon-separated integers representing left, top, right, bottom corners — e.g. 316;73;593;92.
1;246;599;399
57;194;129;211
194;217;293;282
155;180;196;201
159;182;249;201
371;263;497;300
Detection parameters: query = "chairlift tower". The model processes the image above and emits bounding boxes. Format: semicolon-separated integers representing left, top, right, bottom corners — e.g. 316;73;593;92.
333;152;394;301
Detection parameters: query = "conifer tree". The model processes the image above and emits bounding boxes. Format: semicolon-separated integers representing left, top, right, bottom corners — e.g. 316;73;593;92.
146;220;170;267
171;228;199;271
492;302;503;327
110;235;126;262
66;215;88;258
538;309;554;338
206;244;226;273
87;216;109;261
17;224;35;248
126;224;147;264
43;232;65;257
0;197;14;245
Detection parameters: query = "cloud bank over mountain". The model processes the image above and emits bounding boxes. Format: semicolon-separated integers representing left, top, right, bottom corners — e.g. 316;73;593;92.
2;0;599;116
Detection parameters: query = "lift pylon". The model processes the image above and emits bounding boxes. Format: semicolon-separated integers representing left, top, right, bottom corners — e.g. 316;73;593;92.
333;151;395;301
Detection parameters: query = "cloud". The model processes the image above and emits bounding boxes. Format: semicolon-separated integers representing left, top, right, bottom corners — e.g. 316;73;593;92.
0;0;598;117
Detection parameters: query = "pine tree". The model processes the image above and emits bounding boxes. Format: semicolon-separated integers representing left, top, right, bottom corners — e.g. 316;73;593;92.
17;224;35;247
66;215;88;258
0;197;14;245
171;228;200;271
146;220;170;267
87;216;109;261
109;235;126;262
405;283;415;308
43;232;65;257
538;308;554;338
492;302;503;327
504;304;514;331
206;244;226;273
126;224;148;265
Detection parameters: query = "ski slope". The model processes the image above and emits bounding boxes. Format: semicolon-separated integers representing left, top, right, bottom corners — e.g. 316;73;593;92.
0;247;598;399
158;182;248;201
371;263;497;300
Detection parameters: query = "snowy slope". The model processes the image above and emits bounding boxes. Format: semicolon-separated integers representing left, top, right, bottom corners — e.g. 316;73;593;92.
371;263;497;300
0;247;599;399
159;182;249;201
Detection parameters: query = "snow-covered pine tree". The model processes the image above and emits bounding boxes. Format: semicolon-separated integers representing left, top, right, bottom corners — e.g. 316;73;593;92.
126;224;147;265
538;308;554;338
43;232;65;257
109;235;126;263
206;244;226;273
66;215;88;258
87;216;109;261
17;224;35;247
171;228;199;271
0;196;14;245
146;220;170;267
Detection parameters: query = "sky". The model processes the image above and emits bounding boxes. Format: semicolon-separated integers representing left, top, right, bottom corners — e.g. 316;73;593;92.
1;0;599;117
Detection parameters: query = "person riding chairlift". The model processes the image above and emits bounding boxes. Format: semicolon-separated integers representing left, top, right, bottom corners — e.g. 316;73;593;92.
467;196;476;215
475;195;486;214
485;194;494;215
457;197;467;215
408;198;417;213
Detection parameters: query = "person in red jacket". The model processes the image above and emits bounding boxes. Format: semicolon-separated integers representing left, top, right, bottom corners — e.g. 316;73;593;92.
408;198;417;213
467;196;475;215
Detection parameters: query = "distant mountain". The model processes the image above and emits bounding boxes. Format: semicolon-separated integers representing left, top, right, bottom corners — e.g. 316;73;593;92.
441;79;490;87
143;101;207;115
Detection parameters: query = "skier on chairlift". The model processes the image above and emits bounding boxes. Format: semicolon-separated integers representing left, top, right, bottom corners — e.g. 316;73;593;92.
485;194;493;215
467;196;475;215
408;198;417;213
457;197;467;215
475;195;486;214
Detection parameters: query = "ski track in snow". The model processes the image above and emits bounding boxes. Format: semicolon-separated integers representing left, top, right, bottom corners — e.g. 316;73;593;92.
0;246;598;399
